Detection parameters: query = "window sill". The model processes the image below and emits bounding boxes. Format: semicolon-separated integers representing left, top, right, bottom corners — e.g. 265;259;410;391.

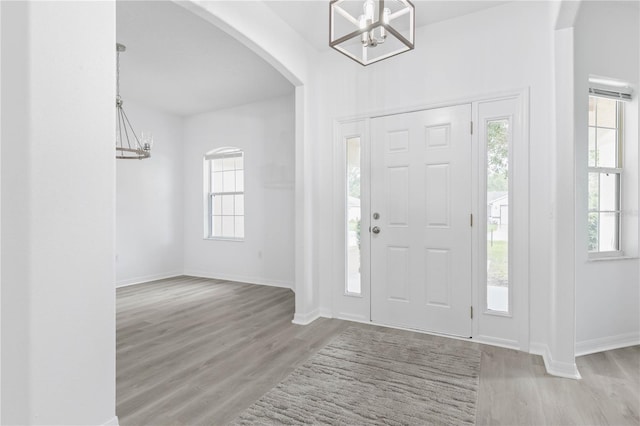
483;309;513;318
587;254;638;262
203;237;244;242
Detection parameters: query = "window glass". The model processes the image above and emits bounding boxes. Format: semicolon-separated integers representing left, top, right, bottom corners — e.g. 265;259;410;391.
235;195;244;216
599;173;618;211
205;148;245;239
235;217;245;239
596;128;617;168
223;171;236;192
588;96;622;255
596;97;617;128
236;172;244;192
222;216;234;238
346;137;362;295
598;212;619;252
213;172;223;193
486;119;510;313
588;127;596;167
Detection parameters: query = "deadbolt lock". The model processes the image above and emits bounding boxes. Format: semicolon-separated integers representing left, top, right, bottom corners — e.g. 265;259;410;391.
373;212;380;220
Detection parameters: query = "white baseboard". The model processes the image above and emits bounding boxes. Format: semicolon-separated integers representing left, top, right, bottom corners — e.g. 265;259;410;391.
319;307;333;318
530;342;581;379
292;309;320;325
575;332;640;357
184;270;293;290
102;416;119;426
335;312;371;324
116;271;183;288
475;335;521;351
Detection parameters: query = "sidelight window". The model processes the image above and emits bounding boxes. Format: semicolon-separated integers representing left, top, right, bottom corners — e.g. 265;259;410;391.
486;119;510;313
346;137;362;295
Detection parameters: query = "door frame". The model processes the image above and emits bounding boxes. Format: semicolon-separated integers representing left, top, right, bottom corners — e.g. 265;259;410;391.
332;119;371;322
332;88;530;349
472;93;530;352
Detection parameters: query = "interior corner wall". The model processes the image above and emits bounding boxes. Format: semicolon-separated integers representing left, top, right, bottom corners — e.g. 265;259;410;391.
183;94;295;288
316;1;555;349
551;25;578;376
574;1;640;355
1;1;116;424
1;2;30;421
116;101;184;287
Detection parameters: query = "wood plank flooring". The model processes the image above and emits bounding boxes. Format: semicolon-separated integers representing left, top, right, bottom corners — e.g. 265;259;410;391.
117;276;640;425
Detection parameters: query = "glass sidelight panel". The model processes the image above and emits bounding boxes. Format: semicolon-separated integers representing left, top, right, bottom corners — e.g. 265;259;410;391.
346;136;362;295
486;119;510;313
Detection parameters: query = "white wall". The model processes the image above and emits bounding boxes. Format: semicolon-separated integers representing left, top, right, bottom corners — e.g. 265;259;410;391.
116;101;184;286
574;1;640;355
1;3;29;420
1;2;116;424
183;95;295;288
179;1;320;322
315;1;555;352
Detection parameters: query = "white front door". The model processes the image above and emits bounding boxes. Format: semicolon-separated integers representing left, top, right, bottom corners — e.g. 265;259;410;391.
370;104;472;337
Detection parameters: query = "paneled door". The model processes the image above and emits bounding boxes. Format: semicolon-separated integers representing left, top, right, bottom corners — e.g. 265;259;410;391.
370;105;472;337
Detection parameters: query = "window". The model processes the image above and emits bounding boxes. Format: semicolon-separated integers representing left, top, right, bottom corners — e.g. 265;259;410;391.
588;96;623;256
205;148;244;240
346;136;361;295
486;119;510;313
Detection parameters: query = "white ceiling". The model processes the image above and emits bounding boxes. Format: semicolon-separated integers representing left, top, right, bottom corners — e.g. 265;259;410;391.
116;1;509;116
116;1;294;117
264;0;510;52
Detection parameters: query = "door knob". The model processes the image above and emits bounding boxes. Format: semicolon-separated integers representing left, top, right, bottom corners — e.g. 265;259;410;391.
372;226;381;234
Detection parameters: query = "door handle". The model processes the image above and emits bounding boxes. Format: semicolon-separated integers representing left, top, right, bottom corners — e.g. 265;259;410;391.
372;226;381;234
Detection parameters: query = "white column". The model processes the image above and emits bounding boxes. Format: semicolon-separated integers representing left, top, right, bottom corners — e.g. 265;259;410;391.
1;2;118;423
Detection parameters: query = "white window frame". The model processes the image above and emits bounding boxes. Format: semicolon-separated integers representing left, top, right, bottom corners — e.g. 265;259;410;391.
204;147;245;241
587;95;624;259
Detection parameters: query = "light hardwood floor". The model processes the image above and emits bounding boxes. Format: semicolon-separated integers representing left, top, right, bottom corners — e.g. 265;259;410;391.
117;276;640;426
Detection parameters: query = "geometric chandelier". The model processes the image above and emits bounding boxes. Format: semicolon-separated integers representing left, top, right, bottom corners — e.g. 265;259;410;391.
329;0;415;66
116;43;152;160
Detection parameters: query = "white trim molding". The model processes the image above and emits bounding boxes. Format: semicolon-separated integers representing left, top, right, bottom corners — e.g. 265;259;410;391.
530;343;581;380
474;335;521;351
292;309;320;325
319;307;333;318
102;416;119;426
334;312;370;324
184;271;293;290
116;272;183;288
575;332;640;357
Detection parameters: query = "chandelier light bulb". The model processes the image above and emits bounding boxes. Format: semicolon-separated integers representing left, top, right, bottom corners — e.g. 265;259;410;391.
363;0;375;22
382;7;390;25
379;7;390;41
359;14;368;45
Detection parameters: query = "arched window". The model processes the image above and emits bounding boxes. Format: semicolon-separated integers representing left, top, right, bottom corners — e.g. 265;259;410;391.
204;147;244;240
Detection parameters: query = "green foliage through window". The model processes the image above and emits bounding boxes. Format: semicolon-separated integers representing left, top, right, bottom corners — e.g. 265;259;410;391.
487;121;509;192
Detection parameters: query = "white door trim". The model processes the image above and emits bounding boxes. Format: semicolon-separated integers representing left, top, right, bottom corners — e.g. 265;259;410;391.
472;91;530;352
333;88;530;350
332;119;371;322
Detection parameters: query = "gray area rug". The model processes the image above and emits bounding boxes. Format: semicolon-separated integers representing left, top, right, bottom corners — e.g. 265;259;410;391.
231;327;480;425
